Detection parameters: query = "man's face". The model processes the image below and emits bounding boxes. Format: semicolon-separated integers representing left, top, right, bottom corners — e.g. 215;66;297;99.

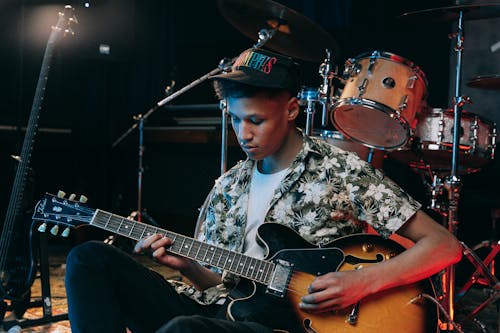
227;92;295;161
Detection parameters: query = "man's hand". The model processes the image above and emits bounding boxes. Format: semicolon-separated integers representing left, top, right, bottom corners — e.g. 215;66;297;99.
299;270;370;312
134;234;195;273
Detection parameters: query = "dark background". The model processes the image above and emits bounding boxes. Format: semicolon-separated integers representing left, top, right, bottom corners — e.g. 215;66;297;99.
1;0;499;250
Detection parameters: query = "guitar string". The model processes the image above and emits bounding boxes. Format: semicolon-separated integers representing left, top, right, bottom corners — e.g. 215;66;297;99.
47;208;319;297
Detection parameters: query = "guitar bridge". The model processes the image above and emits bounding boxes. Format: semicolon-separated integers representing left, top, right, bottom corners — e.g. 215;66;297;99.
266;259;292;298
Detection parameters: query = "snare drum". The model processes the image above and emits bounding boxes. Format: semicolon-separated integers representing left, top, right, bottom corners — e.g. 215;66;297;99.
389;108;496;173
331;51;428;150
314;130;385;169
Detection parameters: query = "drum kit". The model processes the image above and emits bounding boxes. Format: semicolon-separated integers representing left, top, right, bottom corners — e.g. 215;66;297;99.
215;0;500;331
114;0;499;331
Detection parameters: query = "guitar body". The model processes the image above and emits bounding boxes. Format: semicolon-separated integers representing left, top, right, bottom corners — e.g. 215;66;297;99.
228;224;438;333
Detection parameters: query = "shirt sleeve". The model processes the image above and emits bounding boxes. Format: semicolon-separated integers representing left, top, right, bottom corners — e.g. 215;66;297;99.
344;155;422;238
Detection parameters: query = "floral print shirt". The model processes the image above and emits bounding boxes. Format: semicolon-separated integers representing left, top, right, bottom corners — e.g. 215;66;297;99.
196;133;421;249
173;132;421;304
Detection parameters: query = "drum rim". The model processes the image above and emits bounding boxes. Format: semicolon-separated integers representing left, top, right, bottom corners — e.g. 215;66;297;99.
348;50;429;87
331;98;410;150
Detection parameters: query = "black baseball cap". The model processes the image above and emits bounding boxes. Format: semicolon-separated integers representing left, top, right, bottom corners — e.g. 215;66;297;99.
210;48;300;93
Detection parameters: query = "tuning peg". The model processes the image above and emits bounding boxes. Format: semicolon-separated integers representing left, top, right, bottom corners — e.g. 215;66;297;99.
68;193;76;200
57;190;66;198
61;227;70;238
50;225;59;235
38;223;47;233
79;195;88;204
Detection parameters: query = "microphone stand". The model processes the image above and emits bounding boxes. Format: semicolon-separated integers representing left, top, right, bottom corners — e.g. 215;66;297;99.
111;65;228;222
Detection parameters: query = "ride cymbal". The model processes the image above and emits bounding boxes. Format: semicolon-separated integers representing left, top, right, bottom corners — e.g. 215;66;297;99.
217;0;340;62
399;3;500;22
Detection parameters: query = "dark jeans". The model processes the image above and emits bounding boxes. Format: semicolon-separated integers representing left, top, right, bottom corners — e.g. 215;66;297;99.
65;241;272;333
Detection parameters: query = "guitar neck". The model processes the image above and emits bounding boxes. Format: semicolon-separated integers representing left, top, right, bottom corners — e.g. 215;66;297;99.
91;210;274;285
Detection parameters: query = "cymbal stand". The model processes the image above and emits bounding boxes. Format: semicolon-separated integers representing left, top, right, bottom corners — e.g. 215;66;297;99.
441;9;468;332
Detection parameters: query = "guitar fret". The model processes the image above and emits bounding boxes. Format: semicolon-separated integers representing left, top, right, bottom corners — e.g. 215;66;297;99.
255;260;267;283
215;247;224;268
104;213;112;228
263;262;274;284
234;254;244;274
246;257;257;279
226;252;237;272
184;238;195;257
194;241;202;260
222;250;230;270
239;255;248;277
116;217;125;234
107;215;121;233
127;221;135;236
178;238;186;253
209;245;217;264
139;224;147;239
130;223;145;240
214;247;225;267
183;238;195;258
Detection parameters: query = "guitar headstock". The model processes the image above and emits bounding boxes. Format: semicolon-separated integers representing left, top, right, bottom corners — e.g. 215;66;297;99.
50;5;78;42
32;191;93;237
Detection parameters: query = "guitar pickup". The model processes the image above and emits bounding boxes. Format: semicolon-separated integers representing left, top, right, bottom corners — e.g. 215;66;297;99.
266;259;292;298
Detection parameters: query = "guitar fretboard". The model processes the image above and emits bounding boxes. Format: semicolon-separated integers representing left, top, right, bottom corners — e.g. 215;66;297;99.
91;210;274;285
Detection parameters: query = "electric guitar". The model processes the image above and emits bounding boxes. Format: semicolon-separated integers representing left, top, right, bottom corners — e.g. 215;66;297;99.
32;193;438;333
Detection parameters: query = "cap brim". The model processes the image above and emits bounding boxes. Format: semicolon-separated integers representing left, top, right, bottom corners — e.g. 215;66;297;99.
209;70;284;89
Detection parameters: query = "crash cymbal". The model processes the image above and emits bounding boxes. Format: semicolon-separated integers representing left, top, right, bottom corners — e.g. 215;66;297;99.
217;0;339;62
399;3;500;22
467;75;500;90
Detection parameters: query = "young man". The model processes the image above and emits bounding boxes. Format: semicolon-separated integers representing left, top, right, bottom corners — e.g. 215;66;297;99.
65;48;462;333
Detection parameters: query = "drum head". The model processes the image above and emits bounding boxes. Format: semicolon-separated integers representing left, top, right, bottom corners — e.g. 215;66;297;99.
331;99;410;150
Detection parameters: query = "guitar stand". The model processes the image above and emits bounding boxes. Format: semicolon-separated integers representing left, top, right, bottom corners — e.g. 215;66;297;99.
1;231;68;331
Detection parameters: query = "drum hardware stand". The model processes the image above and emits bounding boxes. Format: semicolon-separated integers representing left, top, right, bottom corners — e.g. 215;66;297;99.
299;49;338;136
454;208;500;329
439;9;468;332
298;87;320;136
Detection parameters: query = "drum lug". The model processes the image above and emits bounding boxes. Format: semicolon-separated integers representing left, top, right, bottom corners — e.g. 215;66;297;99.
470;117;479;153
358;78;368;97
490;126;497;159
343;58;360;78
368;50;380;74
406;74;418;89
398;95;408;112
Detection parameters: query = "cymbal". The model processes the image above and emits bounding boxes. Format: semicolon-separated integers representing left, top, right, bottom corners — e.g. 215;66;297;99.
467;75;500;90
217;0;339;62
399;3;500;22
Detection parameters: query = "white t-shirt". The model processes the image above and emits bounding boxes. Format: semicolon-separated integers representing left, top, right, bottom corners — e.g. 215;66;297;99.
243;165;288;259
